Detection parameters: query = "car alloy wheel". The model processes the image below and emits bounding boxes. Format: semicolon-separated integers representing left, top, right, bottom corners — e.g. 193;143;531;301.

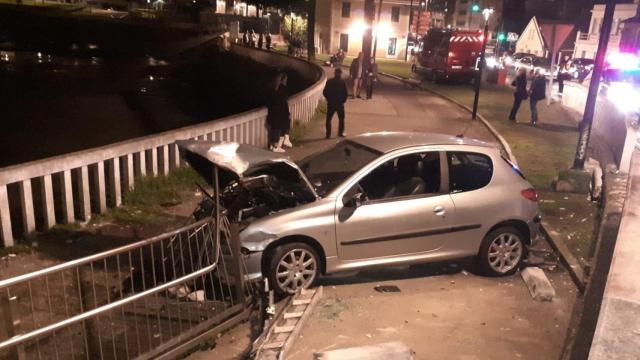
487;232;523;274
273;245;318;294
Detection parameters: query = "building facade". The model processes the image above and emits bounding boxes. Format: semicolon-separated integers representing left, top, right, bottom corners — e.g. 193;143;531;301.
573;1;640;59
450;0;502;30
315;0;412;59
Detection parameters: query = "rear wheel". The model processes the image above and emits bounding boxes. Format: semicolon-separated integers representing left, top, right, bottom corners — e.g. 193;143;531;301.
267;243;319;296
478;226;526;276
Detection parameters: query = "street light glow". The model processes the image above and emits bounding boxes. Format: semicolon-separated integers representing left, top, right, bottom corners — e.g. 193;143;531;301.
471;4;480;12
482;8;494;21
348;19;368;37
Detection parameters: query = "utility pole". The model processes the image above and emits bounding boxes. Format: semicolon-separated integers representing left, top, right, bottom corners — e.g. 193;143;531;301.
372;0;384;60
404;0;415;62
471;8;493;120
362;0;376;65
572;0;616;169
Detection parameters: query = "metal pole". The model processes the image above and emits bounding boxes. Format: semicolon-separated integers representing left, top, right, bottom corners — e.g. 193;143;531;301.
572;0;616;169
404;0;415;62
472;19;490;119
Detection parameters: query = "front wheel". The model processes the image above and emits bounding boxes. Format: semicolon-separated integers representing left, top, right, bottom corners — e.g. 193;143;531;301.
477;226;526;276
267;243;319;296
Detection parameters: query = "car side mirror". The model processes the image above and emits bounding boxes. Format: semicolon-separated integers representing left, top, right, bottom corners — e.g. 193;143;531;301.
343;192;364;208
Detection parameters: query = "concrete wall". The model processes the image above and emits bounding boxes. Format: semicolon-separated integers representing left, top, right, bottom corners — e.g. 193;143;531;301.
561;82;636;173
0;46;327;247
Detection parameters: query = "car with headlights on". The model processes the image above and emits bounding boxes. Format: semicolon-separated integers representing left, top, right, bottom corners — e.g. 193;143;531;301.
179;132;541;296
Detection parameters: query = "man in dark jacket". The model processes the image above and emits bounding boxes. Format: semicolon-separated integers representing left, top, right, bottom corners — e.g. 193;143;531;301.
508;68;528;121
349;52;364;98
365;58;379;100
528;69;546;126
323;68;349;138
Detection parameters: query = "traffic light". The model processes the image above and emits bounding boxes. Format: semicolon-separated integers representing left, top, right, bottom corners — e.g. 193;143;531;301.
471;3;480;12
497;33;506;41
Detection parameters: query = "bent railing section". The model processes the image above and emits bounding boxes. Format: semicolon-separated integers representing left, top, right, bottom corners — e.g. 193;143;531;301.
0;216;249;359
0;48;326;247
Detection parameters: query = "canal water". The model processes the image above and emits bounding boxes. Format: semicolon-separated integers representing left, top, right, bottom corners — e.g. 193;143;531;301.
0;44;301;167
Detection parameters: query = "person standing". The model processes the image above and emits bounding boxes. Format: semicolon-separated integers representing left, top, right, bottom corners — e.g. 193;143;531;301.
323;68;349;139
266;72;293;152
508;68;528;121
558;55;572;95
265;32;272;50
528;69;546;127
365;57;378;100
349;52;364;98
242;31;249;45
258;32;264;49
249;29;256;47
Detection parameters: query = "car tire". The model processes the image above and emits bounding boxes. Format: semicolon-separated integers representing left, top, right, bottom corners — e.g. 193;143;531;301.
477;226;527;276
267;243;319;297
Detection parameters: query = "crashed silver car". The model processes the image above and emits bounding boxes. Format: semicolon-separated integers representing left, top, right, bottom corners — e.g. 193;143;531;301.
179;132;541;295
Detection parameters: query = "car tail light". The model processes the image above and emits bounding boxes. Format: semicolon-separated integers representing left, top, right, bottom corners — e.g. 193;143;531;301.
521;188;538;202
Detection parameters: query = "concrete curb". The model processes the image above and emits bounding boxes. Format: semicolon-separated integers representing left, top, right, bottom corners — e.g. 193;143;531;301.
378;71;518;165
540;223;587;293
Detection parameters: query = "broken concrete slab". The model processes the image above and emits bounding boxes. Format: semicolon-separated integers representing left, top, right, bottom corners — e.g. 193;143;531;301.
314;341;413;360
521;267;556;302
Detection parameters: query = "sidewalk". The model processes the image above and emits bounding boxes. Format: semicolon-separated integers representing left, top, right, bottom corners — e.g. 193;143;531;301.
286;67;497;161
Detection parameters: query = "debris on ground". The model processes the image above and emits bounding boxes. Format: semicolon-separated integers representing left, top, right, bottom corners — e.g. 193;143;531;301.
374;285;401;293
520;267;556;301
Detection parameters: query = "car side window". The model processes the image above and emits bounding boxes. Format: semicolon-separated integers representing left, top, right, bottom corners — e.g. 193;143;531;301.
358;152;441;201
447;152;493;193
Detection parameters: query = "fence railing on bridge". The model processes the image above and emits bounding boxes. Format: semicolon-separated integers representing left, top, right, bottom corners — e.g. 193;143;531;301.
0;216;251;359
0;46;326;247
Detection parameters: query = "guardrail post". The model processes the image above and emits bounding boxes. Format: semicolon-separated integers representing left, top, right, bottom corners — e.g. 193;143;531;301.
161;145;170;176
171;144;181;170
41;174;56;229
107;158;122;207
77;167;92;222
229;222;245;304
150;148;158;177
60;170;75;223
0;185;13;247
92;162;107;214
124;154;135;190
19;180;36;237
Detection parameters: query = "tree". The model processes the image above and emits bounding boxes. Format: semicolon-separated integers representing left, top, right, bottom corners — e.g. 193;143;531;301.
306;0;316;61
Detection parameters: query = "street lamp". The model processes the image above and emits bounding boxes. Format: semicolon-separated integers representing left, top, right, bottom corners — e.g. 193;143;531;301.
471;7;493;120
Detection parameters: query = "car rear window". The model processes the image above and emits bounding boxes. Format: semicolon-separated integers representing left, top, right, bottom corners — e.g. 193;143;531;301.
447;152;493;193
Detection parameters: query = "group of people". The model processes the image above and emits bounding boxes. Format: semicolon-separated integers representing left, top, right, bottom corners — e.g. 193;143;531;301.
265;66;351;152
508;68;547;126
349;52;379;100
242;29;272;50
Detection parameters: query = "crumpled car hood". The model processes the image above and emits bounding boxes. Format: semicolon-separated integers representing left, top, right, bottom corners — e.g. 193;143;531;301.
177;140;317;197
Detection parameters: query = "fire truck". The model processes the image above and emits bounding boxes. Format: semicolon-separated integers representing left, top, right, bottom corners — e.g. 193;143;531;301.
415;28;484;83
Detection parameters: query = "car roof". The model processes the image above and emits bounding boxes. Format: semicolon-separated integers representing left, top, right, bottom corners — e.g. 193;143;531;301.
348;132;496;153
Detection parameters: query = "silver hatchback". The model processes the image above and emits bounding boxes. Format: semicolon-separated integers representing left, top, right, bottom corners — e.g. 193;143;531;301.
179;132;541;295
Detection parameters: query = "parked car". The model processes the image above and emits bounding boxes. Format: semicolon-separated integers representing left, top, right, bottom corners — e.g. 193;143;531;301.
569;58;594;82
514;55;555;77
179;132;541;296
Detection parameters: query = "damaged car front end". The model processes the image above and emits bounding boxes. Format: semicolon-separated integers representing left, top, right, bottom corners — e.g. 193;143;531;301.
178;140;320;283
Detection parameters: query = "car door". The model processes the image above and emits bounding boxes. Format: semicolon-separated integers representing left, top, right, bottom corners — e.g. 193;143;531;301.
445;151;495;253
335;151;456;261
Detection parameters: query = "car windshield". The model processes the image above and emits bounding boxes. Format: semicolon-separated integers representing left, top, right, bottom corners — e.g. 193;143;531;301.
298;141;381;196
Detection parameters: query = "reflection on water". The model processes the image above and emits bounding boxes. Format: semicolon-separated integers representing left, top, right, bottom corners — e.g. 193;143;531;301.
0;46;284;167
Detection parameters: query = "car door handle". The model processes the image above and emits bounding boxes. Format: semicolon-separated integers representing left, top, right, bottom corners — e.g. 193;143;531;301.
434;205;446;216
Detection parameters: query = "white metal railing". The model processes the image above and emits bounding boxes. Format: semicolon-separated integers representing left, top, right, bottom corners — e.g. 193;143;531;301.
0;47;327;247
